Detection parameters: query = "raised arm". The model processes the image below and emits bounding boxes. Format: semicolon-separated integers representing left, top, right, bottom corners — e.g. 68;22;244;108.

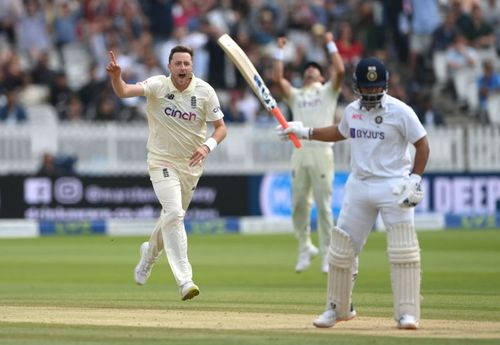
272;37;292;99
106;51;145;98
325;32;345;92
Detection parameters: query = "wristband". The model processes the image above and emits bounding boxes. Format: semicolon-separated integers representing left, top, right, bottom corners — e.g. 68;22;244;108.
308;128;313;140
203;137;218;152
274;49;284;61
326;41;338;54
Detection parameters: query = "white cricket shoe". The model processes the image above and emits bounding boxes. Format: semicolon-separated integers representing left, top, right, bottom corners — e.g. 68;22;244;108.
398;314;418;330
295;244;319;272
134;242;155;285
313;304;357;328
313;308;337;328
180;281;200;301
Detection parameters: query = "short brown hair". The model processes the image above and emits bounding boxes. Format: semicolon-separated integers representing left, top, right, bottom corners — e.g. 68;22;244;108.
168;45;194;63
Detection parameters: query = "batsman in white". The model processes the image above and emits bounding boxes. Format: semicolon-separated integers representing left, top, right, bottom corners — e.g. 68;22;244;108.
106;46;227;301
273;32;345;274
277;57;430;329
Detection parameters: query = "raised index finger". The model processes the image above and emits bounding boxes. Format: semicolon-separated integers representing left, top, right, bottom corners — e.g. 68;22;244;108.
109;51;117;64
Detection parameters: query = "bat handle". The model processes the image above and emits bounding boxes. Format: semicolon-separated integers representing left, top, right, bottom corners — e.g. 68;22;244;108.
271;108;302;149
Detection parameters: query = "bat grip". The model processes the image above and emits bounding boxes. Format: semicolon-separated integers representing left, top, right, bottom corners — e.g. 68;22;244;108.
271;108;302;148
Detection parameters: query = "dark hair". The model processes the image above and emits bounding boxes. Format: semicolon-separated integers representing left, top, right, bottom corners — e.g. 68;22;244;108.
303;61;324;76
168;45;194;63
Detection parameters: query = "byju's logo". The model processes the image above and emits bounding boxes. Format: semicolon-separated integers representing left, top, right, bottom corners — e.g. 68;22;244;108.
349;128;385;140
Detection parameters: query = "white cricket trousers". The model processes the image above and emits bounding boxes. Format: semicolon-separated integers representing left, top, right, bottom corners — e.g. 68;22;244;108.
147;167;200;287
337;175;415;254
291;146;334;258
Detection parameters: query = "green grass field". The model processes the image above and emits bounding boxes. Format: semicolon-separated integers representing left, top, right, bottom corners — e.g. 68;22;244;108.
1;230;499;344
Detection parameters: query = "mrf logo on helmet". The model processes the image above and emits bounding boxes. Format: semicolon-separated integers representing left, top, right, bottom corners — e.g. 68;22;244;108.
353;57;389;109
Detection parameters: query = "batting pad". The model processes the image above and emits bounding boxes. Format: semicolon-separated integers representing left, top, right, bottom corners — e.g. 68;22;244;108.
326;227;355;319
387;223;421;321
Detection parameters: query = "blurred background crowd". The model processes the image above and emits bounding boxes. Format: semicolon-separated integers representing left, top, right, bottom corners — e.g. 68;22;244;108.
1;0;500;128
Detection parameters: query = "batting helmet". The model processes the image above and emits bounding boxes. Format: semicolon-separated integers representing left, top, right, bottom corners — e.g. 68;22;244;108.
353;57;389;109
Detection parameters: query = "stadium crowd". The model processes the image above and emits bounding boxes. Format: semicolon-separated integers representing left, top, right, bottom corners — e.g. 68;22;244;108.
0;0;499;126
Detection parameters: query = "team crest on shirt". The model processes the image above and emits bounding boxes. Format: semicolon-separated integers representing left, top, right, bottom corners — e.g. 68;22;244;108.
166;93;174;100
191;96;197;108
375;115;383;124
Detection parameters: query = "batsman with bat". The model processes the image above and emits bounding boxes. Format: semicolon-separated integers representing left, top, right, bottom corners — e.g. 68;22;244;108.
106;45;227;301
273;32;345;274
277;57;430;329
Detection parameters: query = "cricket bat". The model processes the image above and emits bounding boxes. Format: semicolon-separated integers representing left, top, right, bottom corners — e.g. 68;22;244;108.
217;34;301;148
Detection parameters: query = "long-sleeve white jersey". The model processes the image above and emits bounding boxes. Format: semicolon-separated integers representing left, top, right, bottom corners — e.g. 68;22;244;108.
338;94;427;179
139;75;224;173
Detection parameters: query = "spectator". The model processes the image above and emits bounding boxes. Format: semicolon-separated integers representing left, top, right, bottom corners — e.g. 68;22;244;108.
354;1;386;58
36;152;77;177
408;0;441;81
3;53;29;89
30;51;57;86
49;71;73;120
0;87;28;124
139;0;173;41
459;4;496;50
335;21;363;69
417;93;445;127
52;0;81;67
0;0;24;45
432;12;460;54
445;33;480;100
477;60;500;123
36;152;59;176
462;5;495;49
16;0;52;64
78;62;107;119
249;4;285;45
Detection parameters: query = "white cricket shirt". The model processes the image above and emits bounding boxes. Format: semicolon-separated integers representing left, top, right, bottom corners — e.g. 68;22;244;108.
287;81;339;148
338;94;427;179
139;74;224;172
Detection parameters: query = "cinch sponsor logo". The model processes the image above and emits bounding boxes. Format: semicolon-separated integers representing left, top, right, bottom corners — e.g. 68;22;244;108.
164;107;197;121
350;128;385;139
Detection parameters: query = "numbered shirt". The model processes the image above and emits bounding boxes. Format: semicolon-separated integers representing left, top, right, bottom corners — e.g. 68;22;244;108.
287;81;339;148
338;94;427;179
139;75;223;171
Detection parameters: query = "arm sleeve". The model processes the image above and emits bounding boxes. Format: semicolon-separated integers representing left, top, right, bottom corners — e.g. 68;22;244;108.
337;107;350;138
402;105;427;144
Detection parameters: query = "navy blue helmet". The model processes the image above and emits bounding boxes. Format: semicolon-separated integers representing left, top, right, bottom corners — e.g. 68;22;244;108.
353;57;389;108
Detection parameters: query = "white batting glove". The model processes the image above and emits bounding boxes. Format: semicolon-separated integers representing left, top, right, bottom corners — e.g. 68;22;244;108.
275;121;310;141
392;174;424;208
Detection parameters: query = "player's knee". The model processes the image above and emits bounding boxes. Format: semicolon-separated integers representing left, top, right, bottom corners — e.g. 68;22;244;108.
160;207;185;229
387;223;420;264
328;227;355;268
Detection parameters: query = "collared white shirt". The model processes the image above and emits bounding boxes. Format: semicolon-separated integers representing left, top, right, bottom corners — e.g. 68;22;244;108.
338;94;427;179
139;74;224;171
